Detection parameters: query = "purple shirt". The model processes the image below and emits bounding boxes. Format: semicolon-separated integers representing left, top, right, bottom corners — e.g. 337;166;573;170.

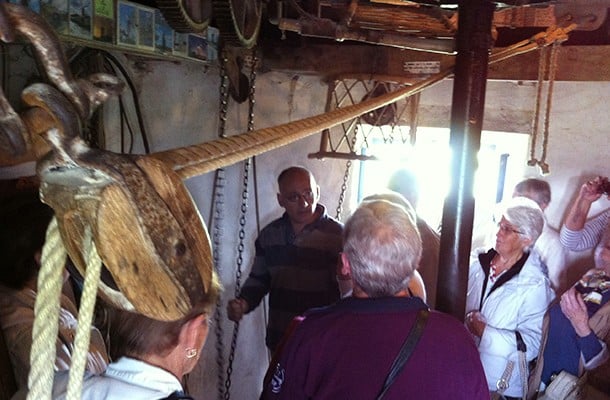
262;296;489;400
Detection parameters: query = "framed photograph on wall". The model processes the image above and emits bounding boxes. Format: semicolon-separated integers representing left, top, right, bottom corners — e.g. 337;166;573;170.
40;0;69;35
137;5;154;50
187;33;207;61
154;9;173;54
117;0;137;47
93;0;114;43
69;0;92;39
7;0;40;13
173;32;188;57
206;26;219;62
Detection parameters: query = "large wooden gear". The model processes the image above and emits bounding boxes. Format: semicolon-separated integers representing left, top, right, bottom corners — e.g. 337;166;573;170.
157;0;213;33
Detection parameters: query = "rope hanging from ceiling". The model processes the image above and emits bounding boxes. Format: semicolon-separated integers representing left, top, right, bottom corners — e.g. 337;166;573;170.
528;39;562;175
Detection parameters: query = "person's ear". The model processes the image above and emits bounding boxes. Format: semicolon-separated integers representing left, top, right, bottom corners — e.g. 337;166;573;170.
340;252;351;277
277;192;285;208
180;314;209;352
34;249;42;267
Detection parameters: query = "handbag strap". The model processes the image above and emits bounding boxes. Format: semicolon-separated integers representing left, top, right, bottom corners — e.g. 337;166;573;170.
515;331;528;400
497;331;527;398
375;308;430;400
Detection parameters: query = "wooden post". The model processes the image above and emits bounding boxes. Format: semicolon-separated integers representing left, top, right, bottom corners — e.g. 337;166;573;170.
436;0;495;320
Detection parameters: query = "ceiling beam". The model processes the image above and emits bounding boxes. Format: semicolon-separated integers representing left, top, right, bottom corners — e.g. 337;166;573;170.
260;42;610;81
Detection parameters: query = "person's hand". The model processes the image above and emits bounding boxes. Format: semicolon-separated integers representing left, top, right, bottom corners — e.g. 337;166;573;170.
578;177;605;203
465;311;487;338
560;287;592;337
227;298;248;322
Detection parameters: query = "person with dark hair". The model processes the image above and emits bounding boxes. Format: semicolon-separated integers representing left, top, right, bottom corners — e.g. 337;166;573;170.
0;192;108;389
466;197;555;399
227;166;343;352
261;199;488;400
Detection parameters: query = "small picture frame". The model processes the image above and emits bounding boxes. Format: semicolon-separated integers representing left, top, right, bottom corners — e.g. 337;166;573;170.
69;0;92;39
93;0;114;43
40;0;69;35
137;6;155;50
154;9;173;54
8;0;40;13
187;33;207;61
173;32;188;57
206;26;219;62
117;0;137;47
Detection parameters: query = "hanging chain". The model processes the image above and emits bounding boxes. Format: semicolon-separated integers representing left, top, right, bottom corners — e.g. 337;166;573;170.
213;50;231;400
224;49;258;400
335;124;358;220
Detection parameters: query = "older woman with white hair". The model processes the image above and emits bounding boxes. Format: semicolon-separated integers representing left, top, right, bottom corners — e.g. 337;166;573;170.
465;196;555;400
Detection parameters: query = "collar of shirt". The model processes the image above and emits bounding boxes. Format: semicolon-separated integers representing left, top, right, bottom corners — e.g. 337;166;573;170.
104;357;184;394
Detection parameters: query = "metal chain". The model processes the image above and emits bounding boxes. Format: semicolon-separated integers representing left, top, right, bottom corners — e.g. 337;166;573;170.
224;49;258;400
213;50;231;400
335;125;358;220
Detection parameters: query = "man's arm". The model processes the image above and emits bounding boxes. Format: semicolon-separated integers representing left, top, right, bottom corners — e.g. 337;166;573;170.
227;240;271;322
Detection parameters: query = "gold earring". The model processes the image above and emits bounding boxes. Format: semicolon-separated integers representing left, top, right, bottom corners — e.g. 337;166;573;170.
186;348;197;359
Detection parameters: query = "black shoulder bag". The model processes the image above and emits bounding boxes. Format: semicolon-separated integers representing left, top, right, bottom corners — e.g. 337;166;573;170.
375;308;430;400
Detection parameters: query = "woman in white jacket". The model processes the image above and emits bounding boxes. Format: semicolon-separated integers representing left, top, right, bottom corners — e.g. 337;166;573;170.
465;197;555;399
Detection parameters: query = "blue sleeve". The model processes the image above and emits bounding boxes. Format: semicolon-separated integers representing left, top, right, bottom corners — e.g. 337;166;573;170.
578;331;603;362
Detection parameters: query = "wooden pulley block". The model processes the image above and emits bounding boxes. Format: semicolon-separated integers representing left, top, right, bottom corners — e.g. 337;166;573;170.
26;82;217;322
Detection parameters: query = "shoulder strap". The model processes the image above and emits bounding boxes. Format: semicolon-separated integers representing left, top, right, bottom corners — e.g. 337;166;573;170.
376;308;430;400
160;391;194;400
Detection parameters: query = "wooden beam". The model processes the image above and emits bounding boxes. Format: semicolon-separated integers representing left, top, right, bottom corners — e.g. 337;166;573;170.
261;42;610;81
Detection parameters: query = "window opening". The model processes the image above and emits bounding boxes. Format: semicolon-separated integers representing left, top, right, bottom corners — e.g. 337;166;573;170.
357;126;530;232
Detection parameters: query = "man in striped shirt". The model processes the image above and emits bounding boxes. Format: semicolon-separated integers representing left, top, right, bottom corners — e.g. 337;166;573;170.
227;166;343;352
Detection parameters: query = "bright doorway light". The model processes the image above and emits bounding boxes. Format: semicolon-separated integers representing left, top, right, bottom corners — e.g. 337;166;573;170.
357;126;531;232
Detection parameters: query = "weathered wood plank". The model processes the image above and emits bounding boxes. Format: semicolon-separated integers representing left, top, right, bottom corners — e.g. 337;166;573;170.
261;42;610;81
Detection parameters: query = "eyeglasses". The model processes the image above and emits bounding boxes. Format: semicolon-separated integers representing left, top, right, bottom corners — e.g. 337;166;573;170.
283;189;315;203
497;222;523;235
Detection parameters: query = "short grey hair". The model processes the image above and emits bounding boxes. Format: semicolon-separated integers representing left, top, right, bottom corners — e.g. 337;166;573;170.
501;196;545;250
362;191;417;223
343;200;422;297
513;178;551;208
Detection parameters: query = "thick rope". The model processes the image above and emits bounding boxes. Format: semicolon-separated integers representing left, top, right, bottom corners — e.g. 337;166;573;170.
150;26;576;180
66;238;102;400
538;41;560;175
528;45;547;167
27;217;66;400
